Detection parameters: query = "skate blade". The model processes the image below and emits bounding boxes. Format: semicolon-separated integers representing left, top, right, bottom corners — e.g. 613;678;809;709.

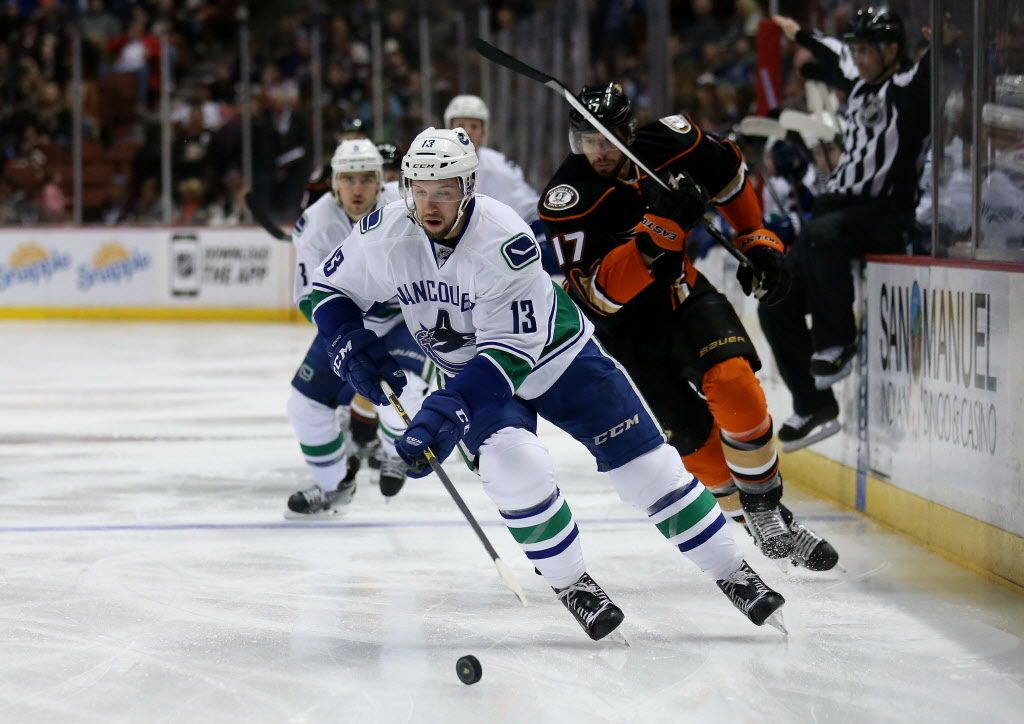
282;507;342;521
779;419;841;452
605;628;630;647
813;364;854;390
764;609;788;635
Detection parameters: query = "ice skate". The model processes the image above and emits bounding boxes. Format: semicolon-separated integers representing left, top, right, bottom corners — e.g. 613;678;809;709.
777;400;841;452
740;488;794;559
716;560;786;631
810;343;857;390
554;572;625;642
284;456;359;519
349;413;382;469
376;449;408;497
780;504;840;571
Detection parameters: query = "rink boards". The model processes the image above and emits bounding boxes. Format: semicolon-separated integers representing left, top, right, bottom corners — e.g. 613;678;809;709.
708;252;1024;589
0;227;297;320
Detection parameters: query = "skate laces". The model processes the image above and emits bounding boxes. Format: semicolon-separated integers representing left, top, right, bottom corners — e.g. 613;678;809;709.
782;412;812;429
812;345;845;364
379;453;407;479
557;577;610;626
302;486;328;504
747;508;789;545
721;568;758;587
790;521;823;563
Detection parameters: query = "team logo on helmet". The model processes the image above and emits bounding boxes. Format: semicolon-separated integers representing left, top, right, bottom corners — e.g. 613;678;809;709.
659;114;693;134
544;184;579;211
455;130;471;146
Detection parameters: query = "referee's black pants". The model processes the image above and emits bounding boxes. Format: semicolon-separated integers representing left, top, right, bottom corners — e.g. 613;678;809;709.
757;194;912;414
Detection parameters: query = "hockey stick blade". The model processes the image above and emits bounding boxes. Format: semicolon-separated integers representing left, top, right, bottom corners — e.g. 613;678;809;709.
244;191;292;242
380;379;527;606
779;110;839;143
474;37;762;291
473;37;554;86
736;115;784;139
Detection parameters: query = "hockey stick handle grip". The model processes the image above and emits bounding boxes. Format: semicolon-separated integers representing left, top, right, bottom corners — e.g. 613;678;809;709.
380;379;501;563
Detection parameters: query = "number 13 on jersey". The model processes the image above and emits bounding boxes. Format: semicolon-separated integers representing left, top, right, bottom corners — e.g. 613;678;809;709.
510;300;537;333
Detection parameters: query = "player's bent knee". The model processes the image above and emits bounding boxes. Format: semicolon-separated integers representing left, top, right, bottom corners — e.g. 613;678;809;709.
701;357;770;433
608;444;688;509
478;427;556;510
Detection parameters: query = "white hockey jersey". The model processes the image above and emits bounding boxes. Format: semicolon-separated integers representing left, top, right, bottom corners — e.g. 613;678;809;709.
310;196;592;399
292;184;400;326
475;147;541;225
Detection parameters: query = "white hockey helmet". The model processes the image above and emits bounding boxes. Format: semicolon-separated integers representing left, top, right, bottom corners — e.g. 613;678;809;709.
443;94;490;128
401;127;479;231
330;139;384;189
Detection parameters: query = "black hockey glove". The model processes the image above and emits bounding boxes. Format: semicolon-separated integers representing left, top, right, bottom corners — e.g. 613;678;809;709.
737;245;791;305
641;172;709;231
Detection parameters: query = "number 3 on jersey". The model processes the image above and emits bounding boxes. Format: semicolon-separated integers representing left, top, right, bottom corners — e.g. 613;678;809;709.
510;300;536;334
552;230;585;267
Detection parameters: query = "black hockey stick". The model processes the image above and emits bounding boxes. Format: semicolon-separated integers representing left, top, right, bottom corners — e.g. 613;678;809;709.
244;190;292;242
380;379;527;606
473;38;767;297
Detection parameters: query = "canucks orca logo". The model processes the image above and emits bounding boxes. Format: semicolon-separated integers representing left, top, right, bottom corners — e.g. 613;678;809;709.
414;309;476;367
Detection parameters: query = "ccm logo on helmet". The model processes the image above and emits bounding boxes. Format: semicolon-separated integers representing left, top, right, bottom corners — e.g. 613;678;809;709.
593;413;640;445
640;216;678;240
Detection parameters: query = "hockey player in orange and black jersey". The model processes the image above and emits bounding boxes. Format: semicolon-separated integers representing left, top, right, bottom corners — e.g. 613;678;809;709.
540;83;838;571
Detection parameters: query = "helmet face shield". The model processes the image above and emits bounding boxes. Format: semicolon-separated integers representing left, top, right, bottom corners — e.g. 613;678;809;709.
568;83;637;154
569;127;629;155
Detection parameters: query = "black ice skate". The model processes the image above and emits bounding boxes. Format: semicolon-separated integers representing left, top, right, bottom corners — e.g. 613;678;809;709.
716;561;787;632
810;343;857;390
740;487;794;559
376;450;408;497
284;457;359;519
349;414;381;469
779;504;840;571
777;399;840;452
554;573;625;642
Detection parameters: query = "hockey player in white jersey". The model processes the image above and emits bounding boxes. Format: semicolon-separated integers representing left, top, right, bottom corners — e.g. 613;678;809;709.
286;139;430;517
308;127;786;639
443;95;560;275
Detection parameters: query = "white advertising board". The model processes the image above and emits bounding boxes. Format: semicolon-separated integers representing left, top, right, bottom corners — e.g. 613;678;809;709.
867;260;1023;536
0;228;293;309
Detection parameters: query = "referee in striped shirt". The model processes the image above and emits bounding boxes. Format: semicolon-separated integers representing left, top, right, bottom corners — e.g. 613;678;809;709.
757;6;932;451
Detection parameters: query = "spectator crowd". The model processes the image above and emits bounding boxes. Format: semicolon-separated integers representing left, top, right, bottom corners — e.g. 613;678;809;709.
0;0;897;227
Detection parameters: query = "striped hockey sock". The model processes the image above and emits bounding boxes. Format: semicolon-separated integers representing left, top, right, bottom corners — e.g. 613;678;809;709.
647;477;742;580
298;432;349;490
501;488;584;589
720;419;780;495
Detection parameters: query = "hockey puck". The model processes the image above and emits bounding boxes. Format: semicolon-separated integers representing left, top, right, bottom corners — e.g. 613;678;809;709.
456;655;482;685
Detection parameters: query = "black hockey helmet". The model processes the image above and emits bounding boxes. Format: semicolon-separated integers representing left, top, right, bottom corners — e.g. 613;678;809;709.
376;142;404;171
568;83;637;153
339;117;368;139
843;6;905;51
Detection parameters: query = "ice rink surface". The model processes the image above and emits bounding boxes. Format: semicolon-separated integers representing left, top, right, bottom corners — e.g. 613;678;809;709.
1;321;1022;724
